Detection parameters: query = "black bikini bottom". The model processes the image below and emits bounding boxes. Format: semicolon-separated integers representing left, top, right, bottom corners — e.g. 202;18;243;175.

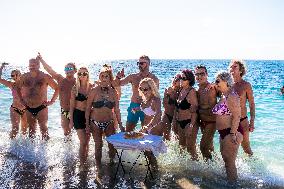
26;105;47;117
73;109;86;130
90;119;114;131
240;116;248;122
218;124;244;140
11;105;26;116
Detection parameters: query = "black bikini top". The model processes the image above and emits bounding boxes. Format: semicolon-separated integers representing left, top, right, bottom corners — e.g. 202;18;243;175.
92;99;115;109
176;89;192;110
75;93;87;101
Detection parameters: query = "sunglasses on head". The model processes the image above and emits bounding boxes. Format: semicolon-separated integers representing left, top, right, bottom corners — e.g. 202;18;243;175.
137;61;147;66
64;67;74;72
139;87;150;92
78;72;88;77
195;72;206;77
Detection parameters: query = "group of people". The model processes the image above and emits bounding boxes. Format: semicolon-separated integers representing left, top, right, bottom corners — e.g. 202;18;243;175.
0;54;255;183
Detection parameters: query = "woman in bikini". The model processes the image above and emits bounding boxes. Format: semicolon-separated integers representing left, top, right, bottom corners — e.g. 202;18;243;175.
174;69;198;160
0;62;27;138
150;74;181;139
162;74;181;139
212;71;243;182
69;67;92;163
137;77;162;166
85;65;124;167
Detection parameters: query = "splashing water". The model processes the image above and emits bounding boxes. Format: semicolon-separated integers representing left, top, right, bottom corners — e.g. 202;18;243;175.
0;59;284;188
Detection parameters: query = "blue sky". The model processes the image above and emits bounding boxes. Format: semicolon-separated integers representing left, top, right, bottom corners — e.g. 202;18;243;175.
0;0;283;66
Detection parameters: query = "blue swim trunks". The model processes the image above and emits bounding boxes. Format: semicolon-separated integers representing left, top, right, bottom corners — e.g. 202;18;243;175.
127;102;145;124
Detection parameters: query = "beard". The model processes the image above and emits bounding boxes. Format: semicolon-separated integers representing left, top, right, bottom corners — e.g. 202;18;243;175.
139;66;147;72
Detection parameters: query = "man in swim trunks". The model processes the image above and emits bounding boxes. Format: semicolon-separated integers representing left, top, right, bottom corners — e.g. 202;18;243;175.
17;57;59;140
114;55;159;132
37;53;76;140
195;65;217;160
229;60;255;156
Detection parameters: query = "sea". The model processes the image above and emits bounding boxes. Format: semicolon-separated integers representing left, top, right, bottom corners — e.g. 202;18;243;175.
0;59;283;189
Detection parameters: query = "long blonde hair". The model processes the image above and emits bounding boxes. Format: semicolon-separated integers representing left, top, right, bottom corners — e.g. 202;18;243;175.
75;67;90;96
139;77;160;102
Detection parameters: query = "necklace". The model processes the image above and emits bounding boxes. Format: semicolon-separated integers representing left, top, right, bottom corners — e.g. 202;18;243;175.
101;86;110;98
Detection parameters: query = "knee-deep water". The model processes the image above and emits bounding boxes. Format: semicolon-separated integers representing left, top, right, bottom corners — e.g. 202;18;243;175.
0;59;283;188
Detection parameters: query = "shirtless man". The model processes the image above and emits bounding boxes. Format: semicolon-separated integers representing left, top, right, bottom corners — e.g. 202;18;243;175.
17;58;59;140
229;60;255;156
37;53;76;139
115;55;159;132
195;65;217;160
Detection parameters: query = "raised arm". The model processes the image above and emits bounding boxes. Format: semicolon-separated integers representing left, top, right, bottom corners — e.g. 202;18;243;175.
113;90;125;132
115;86;122;100
246;83;255;131
112;71;133;87
0;63;13;88
37;53;61;81
45;75;59;106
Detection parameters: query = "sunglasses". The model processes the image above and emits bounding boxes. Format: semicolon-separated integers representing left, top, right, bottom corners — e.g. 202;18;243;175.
78;72;88;77
101;74;109;78
137;61;147;66
139;87;150;92
64;67;74;72
215;79;220;84
195;72;206;77
11;74;16;77
181;77;188;81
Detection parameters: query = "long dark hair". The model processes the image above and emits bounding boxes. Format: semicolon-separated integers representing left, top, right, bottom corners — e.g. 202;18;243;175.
181;69;195;86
